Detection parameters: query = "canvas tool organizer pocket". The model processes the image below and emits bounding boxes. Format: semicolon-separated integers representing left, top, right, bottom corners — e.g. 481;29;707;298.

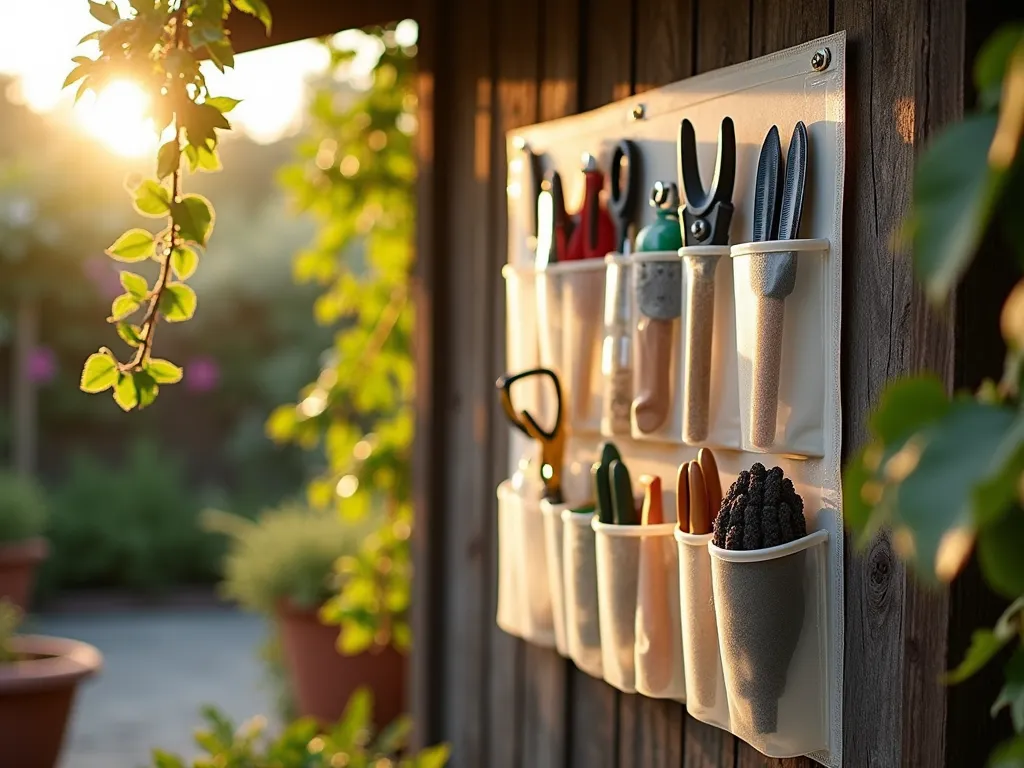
498;30;846;768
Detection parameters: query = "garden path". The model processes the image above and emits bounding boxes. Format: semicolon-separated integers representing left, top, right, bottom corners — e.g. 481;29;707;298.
31;608;277;768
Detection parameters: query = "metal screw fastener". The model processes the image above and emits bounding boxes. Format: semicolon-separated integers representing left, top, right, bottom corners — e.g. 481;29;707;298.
811;48;831;72
630;103;645;121
690;220;708;241
512;136;527;151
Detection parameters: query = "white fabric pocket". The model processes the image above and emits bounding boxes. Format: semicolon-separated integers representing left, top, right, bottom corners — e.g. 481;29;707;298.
634;523;686;701
562;508;603;678
710;530;829;757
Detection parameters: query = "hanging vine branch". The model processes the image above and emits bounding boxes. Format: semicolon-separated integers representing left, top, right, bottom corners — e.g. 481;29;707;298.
65;0;271;411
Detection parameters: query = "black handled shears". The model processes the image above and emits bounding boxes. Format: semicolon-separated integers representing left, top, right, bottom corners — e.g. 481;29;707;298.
608;139;640;253
496;367;565;503
678;117;736;246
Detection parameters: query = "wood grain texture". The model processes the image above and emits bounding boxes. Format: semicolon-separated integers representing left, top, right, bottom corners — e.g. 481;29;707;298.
540;0;581;120
581;0;634;109
618;696;685;767
568;669;619;768
694;0;749;72
899;0;963;764
487;0;543;762
634;0;694;92
682;716;736;768
438;0;495;761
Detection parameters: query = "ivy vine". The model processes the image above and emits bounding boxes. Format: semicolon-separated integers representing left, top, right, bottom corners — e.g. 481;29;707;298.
66;0;271;411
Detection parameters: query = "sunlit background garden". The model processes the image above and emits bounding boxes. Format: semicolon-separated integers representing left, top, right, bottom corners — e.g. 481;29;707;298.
0;1;423;765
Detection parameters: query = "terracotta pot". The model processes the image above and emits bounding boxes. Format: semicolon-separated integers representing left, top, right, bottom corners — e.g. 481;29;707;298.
0;634;102;768
0;538;48;611
276;601;406;728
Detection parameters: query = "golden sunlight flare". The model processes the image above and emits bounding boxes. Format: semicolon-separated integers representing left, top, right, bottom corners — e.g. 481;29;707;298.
74;79;158;158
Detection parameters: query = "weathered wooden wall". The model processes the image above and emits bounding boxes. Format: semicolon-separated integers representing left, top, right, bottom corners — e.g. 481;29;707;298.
410;0;972;765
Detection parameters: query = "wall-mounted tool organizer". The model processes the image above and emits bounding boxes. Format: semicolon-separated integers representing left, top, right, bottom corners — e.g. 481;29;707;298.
498;32;845;766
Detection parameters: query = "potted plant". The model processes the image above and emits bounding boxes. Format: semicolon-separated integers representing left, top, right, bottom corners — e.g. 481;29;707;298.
0;599;102;767
207;504;406;728
0;471;49;610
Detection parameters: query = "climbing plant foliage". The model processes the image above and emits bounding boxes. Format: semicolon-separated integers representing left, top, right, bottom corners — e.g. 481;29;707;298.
844;25;1024;766
266;28;417;655
66;0;271;411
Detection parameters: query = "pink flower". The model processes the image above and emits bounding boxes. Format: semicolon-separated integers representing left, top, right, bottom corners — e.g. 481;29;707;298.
185;356;220;393
27;346;57;384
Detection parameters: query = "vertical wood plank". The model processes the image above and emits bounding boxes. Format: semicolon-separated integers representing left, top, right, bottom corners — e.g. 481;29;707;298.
568;671;619;768
683;717;735;768
411;0;446;749
618;695;684;767
581;0;634;109
634;0;694;93
540;0;581;120
438;0;496;761
487;0;544;765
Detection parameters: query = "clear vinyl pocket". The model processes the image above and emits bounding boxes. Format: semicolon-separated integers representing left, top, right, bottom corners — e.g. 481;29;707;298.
593;518;641;692
537;261;605;433
731;239;830;456
630;252;683;444
496;480;556;648
675;529;730;729
634;524;686;701
541;499;576;658
502;265;543;416
710;530;829;757
562;509;603;678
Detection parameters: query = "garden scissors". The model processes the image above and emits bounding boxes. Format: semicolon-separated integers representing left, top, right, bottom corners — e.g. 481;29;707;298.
678;116;736;246
496;367;565;503
608;139;640;253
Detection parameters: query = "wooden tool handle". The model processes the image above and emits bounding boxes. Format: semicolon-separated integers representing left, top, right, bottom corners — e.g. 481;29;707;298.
697;448;722;525
638;475;671;692
751;296;785;448
675;461;690;532
633;317;674;434
640;475;664;525
688;461;710;535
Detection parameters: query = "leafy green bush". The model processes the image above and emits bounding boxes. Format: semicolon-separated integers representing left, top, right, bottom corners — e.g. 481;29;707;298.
149;689;448;767
0;471;47;544
209;504;369;614
42;440;217;592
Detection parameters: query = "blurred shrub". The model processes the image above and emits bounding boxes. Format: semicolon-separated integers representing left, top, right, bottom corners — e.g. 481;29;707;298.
41;440;219;592
0;470;47;544
208;503;368;614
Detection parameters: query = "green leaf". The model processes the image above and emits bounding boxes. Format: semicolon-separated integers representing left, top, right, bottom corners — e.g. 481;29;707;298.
151;749;186;768
107;229;156;262
335;687;372;745
888;400;1015;579
975;25;1024;110
946;598;1024;683
196;144;221;173
80;351;119;393
110;293;142;321
62;62;92;89
157;141;179;180
868;375;952;443
78;29;104;44
990;736;1024;768
205;39;235;72
170;246;199;280
978;508;1024;598
908;114;1007;302
338;622;375;655
113;370;158;412
116;323;144;348
145;358;183;384
231;0;271;32
159;283;197;322
172;194;214;245
181;102;230;149
132;180;171;217
88;0;120;26
992;648;1024;732
411;745;451;768
204;96;241;113
973;415;1024;525
119;271;149;300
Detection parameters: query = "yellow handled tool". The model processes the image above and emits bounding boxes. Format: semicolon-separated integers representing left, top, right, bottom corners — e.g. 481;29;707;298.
496;367;566;503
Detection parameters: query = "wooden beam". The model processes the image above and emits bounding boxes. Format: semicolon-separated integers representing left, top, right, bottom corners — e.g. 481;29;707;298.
229;0;417;54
